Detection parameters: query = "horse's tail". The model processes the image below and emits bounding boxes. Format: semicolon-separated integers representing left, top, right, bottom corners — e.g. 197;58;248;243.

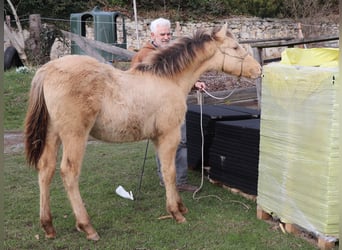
24;69;49;169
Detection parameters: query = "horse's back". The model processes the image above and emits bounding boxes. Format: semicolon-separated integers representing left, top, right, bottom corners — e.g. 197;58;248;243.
42;55;109;78
41;55;113;136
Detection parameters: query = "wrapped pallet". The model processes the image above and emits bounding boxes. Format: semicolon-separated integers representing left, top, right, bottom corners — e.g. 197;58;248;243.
257;48;339;242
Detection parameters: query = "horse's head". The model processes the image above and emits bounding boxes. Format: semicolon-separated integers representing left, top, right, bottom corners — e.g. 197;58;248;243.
214;24;261;79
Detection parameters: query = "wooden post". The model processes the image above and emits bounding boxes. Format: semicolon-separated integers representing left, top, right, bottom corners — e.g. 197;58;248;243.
28;14;41;56
5;15;12;31
297;23;306;48
252;47;263;110
175;22;182;38
256;206;272;220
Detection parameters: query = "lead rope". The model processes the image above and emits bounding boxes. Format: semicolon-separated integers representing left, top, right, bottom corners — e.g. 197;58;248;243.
192;89;251;211
192;90;223;202
135;139;150;201
193;48;246;201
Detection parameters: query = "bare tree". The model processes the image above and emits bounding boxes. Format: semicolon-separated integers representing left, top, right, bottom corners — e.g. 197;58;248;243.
282;0;338;39
4;0;27;62
282;0;337;19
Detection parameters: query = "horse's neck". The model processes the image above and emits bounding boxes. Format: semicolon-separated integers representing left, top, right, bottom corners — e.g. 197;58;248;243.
175;72;200;94
175;59;219;94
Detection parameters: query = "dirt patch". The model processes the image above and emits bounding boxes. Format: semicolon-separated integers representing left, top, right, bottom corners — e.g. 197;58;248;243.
4;131;25;154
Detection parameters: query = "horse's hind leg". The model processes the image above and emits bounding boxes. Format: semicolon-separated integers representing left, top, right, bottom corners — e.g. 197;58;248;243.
59;135;99;241
155;129;188;223
38;132;59;238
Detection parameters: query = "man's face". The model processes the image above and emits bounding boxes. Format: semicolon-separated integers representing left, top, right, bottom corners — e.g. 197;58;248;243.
151;25;171;47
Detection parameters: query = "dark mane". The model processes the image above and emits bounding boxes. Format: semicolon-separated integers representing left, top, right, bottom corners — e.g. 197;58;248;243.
134;29;220;77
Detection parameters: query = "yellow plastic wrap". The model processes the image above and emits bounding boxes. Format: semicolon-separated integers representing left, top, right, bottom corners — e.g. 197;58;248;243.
280;48;339;67
257;52;339;239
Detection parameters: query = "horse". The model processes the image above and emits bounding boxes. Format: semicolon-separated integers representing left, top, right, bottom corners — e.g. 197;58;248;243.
24;23;261;241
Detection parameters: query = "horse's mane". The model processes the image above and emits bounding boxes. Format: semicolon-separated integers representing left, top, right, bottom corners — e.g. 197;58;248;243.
134;27;234;78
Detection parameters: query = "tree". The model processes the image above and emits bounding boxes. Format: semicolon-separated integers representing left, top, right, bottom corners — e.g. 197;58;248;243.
4;0;27;62
4;0;89;21
281;0;338;19
4;0;338;22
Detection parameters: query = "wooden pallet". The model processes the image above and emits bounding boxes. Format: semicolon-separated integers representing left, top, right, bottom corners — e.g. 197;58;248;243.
256;206;339;250
208;178;257;202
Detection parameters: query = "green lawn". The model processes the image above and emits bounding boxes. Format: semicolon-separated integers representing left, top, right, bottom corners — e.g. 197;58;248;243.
4;69;34;131
4;141;319;250
3;69;322;249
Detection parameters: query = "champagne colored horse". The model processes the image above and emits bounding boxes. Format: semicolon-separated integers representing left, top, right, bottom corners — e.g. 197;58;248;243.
24;24;261;241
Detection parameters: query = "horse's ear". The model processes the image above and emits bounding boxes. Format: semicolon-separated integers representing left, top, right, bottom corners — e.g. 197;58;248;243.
216;23;228;39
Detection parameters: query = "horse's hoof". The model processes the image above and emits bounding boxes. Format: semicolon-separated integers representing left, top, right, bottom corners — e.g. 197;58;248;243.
76;223;99;240
171;211;187;223
180;206;188;215
42;222;56;239
45;232;56;239
43;227;56;239
176;216;187;223
87;232;100;241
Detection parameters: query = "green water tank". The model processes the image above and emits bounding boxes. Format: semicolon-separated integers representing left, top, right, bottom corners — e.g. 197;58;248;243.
70;6;127;61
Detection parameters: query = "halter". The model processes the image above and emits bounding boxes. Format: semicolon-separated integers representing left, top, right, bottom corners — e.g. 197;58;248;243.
219;48;249;78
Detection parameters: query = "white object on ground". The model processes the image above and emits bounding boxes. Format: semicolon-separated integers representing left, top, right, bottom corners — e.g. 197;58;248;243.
115;185;134;200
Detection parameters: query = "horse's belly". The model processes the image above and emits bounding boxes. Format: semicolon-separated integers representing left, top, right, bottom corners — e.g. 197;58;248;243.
90;117;152;143
90;128;146;143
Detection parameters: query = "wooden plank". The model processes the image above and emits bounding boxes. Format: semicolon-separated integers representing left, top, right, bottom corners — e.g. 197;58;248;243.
256;207;339;250
209;178;257;202
256;206;272;220
187;87;258;105
239;37;294;44
284;223;300;234
317;237;336;250
250;35;338;49
61;30;106;63
61;30;135;62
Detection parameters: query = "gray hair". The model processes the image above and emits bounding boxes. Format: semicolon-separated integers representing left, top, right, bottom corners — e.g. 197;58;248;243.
150;18;171;33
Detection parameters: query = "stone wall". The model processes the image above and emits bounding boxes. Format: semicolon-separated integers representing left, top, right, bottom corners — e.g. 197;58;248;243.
124;17;339;59
51;17;339;61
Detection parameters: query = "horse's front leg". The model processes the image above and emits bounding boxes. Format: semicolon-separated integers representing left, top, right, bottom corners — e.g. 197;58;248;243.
155;129;188;222
60;136;100;241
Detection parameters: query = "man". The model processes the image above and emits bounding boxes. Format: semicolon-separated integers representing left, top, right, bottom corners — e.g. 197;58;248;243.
131;18;172;65
131;18;206;192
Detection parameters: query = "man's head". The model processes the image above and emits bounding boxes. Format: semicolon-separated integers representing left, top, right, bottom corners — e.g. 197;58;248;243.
150;18;172;47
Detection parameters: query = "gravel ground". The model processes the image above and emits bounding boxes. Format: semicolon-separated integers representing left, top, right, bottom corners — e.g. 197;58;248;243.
193;71;256;94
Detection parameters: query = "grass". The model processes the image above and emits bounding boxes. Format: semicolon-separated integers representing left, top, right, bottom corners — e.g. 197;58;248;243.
4;141;319;250
3;69;322;249
4;69;35;131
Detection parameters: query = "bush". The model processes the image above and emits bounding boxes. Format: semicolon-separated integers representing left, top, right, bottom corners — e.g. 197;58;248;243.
5;0;338;21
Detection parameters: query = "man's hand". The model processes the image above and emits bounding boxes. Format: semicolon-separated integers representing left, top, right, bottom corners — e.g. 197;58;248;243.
194;81;206;91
